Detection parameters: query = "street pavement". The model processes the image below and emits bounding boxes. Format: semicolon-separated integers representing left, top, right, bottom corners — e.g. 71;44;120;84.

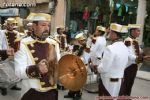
0;78;150;100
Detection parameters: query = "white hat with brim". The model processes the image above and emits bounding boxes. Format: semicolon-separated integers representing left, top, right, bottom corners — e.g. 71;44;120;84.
128;24;141;29
6;18;17;24
121;25;128;33
110;23;123;33
75;32;86;40
96;26;106;32
26;13;51;22
56;25;65;29
27;22;33;26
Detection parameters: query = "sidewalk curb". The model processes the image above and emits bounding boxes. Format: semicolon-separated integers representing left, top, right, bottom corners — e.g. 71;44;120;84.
136;71;150;81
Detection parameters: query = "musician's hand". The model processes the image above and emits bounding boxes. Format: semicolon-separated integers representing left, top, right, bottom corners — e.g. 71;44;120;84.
7;48;14;56
143;56;150;60
93;65;98;74
38;59;48;74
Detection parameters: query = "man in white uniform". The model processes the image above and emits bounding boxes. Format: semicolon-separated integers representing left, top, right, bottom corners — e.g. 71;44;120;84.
123;24;150;96
54;26;68;52
15;13;60;100
0;18;21;91
97;23;129;97
90;26;106;73
0;18;20;54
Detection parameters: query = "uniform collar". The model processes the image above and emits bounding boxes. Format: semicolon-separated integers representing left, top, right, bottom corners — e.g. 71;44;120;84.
111;38;123;44
6;30;15;33
31;33;46;41
129;35;136;39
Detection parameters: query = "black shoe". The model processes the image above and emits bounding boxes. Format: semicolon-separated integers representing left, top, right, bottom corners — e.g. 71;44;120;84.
73;94;81;100
64;94;74;98
11;86;21;91
57;84;65;90
1;88;7;96
61;86;65;90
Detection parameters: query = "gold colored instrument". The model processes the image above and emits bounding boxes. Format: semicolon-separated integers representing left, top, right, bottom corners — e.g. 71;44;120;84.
58;54;87;91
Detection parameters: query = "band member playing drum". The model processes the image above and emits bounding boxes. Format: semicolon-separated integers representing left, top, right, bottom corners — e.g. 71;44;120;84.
0;18;21;90
64;32;87;100
97;23;129;96
15;13;60;100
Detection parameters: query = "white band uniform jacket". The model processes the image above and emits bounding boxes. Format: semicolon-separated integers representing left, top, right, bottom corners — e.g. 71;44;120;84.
14;36;60;96
124;37;142;66
90;36;106;65
0;30;20;50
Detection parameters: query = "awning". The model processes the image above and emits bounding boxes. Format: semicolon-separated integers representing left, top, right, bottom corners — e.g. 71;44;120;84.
0;8;19;16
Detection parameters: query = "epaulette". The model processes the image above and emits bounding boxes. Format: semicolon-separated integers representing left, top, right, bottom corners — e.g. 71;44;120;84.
124;41;131;46
124;37;132;46
15;35;27;41
125;37;132;41
12;30;19;35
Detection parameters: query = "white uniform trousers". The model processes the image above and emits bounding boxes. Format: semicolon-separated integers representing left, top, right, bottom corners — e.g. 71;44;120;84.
101;75;122;96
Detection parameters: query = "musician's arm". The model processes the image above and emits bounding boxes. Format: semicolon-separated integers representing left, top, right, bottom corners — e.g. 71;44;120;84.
124;40;137;64
97;47;114;73
15;41;29;79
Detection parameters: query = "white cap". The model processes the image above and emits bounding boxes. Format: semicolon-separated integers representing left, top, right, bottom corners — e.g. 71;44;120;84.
6;18;17;24
128;24;141;29
26;13;51;22
96;26;106;32
121;25;128;33
27;22;33;26
75;32;86;40
110;23;123;33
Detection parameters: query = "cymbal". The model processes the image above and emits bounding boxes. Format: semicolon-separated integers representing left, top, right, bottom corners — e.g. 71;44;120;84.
58;54;87;91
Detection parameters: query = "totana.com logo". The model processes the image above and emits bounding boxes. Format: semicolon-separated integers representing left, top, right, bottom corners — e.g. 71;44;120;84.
3;3;36;7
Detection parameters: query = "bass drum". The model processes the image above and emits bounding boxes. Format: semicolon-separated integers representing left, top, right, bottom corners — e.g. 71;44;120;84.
83;64;100;93
0;58;20;95
0;58;20;84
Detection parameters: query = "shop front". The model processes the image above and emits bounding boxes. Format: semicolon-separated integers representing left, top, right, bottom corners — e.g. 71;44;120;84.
65;0;110;34
64;0;138;34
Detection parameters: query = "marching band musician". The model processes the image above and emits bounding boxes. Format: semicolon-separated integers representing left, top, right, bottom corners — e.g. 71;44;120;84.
85;26;104;59
0;18;21;53
123;24;150;96
55;26;68;51
15;13;60;100
24;22;33;37
54;26;68;90
0;17;21;90
90;26;106;73
97;23;129;96
64;32;87;100
91;26;102;44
